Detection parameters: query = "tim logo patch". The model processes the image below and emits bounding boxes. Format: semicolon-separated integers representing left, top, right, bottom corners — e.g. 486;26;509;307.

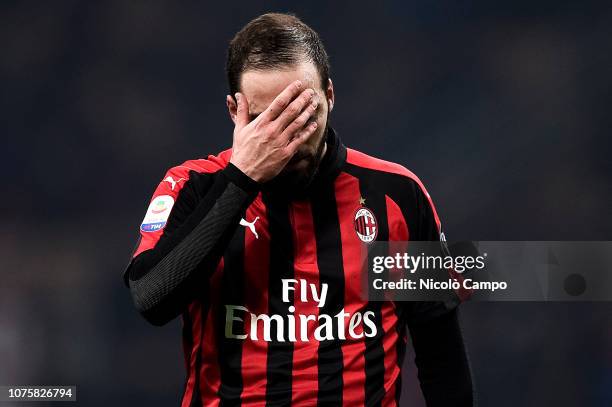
354;207;378;243
141;195;175;232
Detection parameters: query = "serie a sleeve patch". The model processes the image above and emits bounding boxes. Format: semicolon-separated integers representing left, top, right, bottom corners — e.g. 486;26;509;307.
140;194;175;232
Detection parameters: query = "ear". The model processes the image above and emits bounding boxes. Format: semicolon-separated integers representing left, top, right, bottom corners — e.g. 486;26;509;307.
226;94;238;125
326;78;335;112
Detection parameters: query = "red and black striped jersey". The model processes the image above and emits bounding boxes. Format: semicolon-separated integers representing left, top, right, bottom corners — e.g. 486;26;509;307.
124;128;460;406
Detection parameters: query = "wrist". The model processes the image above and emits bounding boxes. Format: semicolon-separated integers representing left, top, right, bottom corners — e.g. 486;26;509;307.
229;159;263;182
224;162;260;193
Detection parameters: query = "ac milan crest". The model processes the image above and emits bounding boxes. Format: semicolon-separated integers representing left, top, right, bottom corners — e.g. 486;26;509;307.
354;206;378;243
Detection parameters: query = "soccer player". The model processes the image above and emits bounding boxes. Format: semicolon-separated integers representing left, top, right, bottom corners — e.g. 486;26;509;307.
124;13;473;407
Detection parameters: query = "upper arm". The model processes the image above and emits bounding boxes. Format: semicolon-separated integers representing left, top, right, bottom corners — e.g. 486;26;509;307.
393;175;460;323
122;166;216;285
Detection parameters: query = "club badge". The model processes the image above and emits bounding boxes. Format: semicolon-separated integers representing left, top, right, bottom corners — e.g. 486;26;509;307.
354;198;378;243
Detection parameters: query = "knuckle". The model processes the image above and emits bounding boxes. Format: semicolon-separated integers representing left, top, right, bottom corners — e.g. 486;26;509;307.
278;147;290;159
257;123;272;137
303;90;314;101
267;122;281;135
295;114;308;126
276;97;289;107
279;127;293;140
288;105;299;116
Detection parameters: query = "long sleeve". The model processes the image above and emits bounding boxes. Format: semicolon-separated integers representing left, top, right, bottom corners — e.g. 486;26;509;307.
403;175;473;405
124;163;259;326
408;308;474;407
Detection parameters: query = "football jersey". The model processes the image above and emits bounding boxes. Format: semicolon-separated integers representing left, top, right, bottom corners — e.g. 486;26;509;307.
125;128;457;406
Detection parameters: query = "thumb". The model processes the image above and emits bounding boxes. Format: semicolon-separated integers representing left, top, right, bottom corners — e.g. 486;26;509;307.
235;92;249;130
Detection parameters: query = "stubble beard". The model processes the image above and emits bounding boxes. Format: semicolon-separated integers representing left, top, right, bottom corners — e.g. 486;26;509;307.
268;118;329;194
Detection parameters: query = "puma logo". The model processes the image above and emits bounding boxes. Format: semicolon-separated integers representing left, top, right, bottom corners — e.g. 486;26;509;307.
164;176;185;191
240;216;260;239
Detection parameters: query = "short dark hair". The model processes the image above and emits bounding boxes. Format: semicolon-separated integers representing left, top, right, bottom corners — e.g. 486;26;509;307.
226;13;330;97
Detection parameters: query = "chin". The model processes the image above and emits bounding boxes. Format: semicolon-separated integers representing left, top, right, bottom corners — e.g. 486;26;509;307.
277;161;317;190
269;123;328;193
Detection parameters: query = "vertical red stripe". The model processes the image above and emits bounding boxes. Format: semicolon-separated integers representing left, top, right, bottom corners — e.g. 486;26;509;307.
345;148;442;232
180;302;202;407
385;195;409;242
381;195;409;406
200;259;224;406
334;172;367;405
240;196;270;406
289;200;320;404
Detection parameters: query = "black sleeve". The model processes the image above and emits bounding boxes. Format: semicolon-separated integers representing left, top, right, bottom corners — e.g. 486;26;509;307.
408;308;474;407
406;180;461;323
124;163;259;326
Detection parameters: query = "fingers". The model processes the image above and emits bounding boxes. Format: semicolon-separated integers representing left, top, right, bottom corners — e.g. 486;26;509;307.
279;97;318;142
274;88;316;131
285;121;318;155
234;93;249;130
258;80;304;123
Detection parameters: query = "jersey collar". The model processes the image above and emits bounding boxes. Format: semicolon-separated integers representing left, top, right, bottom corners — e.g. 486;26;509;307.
262;126;347;200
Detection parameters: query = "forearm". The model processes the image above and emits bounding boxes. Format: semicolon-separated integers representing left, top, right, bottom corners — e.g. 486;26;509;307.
408;308;474;407
126;164;258;325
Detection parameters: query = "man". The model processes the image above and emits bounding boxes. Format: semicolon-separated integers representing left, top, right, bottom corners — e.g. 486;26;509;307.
124;13;473;407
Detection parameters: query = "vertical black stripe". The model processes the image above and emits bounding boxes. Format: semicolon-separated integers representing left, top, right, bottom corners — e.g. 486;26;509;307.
392;201;409;406
263;193;294;405
311;182;345;406
390;200;410;406
357;176;389;407
217;228;245;406
345;164;423;406
394;324;406;406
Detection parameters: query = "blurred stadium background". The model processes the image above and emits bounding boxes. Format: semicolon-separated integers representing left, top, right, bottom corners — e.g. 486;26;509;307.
1;1;611;405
